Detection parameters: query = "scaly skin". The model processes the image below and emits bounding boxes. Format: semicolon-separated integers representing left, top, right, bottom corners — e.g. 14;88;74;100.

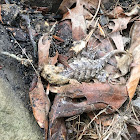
61;50;126;82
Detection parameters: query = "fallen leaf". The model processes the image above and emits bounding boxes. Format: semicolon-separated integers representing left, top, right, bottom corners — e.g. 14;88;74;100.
38;34;58;67
129;21;140;52
126;21;140;101
58;54;70;68
125;5;140;17
132;125;140;134
108;6;124;18
29;77;50;128
45;84;51;140
0;5;3;24
108;17;131;33
127;45;140;100
63;0;87;41
58;0;99;15
88;113;115;126
29;75;38;92
38;35;51;66
49;82;128;121
109;32;124;51
48;117;67;140
49;51;59;65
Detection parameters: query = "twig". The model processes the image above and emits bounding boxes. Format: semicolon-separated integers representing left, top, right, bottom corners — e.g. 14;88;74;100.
10;33;39;76
84;18;99;43
21;14;37;57
78;108;107;140
1;51;32;66
87;0;101;28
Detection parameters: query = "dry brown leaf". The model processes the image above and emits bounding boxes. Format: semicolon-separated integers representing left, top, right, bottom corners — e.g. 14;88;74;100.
49;51;58;65
127;45;140;100
129;21;140;52
38;35;58;67
49;82;128;120
38;35;51;66
110;32;124;50
108;6;124;18
63;0;87;41
29;77;50;128
108;17;131;33
126;21;140;101
48;117;67;140
132;125;140;134
0;5;3;24
88;113;115;126
125;5;140;17
58;0;99;14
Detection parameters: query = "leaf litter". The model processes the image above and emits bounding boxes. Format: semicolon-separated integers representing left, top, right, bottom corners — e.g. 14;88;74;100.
1;0;140;139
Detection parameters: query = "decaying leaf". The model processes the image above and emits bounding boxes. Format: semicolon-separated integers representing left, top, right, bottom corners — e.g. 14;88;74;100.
126;21;140;101
125;5;140;17
58;0;99;15
108;6;124;18
70;40;86;54
29;77;50;128
88;113;115;126
63;0;87;41
48;116;67;140
0;5;3;24
38;35;51;66
49;82;128;121
127;45;140;101
38;34;58;67
108;17;131;33
132;125;140;134
110;32;124;51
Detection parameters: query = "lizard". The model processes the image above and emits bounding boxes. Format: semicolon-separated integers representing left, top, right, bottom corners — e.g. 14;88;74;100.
41;50;126;85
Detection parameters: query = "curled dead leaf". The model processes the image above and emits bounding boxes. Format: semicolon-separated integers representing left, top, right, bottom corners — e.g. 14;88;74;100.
125;5;140;17
108;17;131;33
126;21;140;101
109;32;124;51
108;6;124;18
0;5;3;24
49;82;128;121
29;77;50;128
63;0;87;41
127;45;140;101
38;35;51;66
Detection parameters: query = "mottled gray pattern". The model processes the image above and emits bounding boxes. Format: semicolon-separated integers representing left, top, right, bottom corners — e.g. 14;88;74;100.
61;50;125;82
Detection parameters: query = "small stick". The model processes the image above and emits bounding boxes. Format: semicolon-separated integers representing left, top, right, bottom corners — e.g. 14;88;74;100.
1;51;32;66
10;33;39;76
78;108;107;140
87;0;101;28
